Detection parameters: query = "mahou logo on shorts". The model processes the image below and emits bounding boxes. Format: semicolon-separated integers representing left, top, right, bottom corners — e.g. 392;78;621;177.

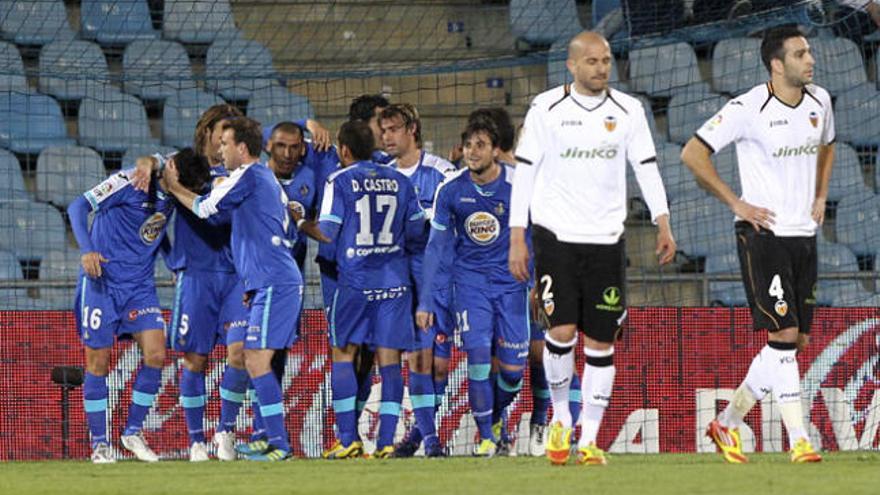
139;212;167;245
464;211;500;245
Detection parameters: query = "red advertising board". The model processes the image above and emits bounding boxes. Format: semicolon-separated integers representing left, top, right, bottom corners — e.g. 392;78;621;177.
1;307;878;459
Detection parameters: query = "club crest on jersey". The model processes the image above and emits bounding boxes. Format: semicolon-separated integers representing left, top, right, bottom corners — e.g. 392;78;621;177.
139;212;167;245
603;116;617;132
299;184;310;197
464;211;500;245
775;299;789;317
288;200;305;219
494;202;505;217
809;111;819;128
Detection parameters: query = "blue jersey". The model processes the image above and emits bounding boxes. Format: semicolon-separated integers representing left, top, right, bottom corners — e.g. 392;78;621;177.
392;152;455;293
306;143;341;266
277;163;317;259
319;160;425;290
372;149;394;165
431;164;529;292
191;162;302;291
82;169;174;287
167;165;235;273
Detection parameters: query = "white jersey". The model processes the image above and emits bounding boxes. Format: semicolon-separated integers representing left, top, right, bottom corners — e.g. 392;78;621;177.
695;82;835;237
510;84;669;244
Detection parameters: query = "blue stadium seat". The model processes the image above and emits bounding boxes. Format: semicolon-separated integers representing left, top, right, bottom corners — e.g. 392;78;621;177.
713;147;740;196
0;148;27;200
0;91;74;154
835;192;880;257
810;37;867;95
36;145;107;207
162;88;225;148
123;39;195;100
78;91;158;153
667;91;729;144
827;143;870;203
629;42;703;97
121;144;177;169
246;84;313;128
80;0;157;45
0;248;27;308
0;0;75;46
205;38;278;101
163;0;238;44
711;37;764;96
546;38;628;91
155;257;175;308
656;142;698;203
509;0;582;46
0;40;27;92
834;83;880;147
671;194;737;259
635;95;661;141
815;241;875;306
705;251;747;306
38;40;110;100
34;248;79;309
0;199;67;261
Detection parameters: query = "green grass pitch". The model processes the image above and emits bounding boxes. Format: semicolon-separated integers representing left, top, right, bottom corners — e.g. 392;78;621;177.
2;453;879;495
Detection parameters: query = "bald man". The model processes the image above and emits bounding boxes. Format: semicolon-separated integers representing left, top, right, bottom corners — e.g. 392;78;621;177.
509;31;675;466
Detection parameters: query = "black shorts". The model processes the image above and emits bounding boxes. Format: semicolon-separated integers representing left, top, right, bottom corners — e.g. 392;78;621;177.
532;225;626;343
735;222;817;334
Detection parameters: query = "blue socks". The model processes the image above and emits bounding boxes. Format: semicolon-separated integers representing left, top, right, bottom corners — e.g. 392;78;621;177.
493;366;523;426
377;363;403;449
248;386;266;442
569;372;582;426
251;372;290;452
83;372;108;447
331;361;358;447
180;368;207;444
218;365;248;433
467;348;494;442
530;364;550;426
409;371;436;443
123;365;161;436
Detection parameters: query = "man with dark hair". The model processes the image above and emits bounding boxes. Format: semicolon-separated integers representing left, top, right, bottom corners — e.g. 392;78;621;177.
349;94;393;165
682;24;831;464
318;120;425;459
163;116;304;462
416;119;530;457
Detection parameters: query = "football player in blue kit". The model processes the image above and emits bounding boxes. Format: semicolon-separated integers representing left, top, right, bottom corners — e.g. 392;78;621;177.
416;120;531;457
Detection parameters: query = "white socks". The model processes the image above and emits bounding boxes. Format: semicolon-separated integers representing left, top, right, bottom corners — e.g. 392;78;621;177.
543;334;577;428
579;346;615;447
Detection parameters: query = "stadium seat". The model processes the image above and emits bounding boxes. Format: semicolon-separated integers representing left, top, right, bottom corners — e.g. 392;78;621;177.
120;144;177;169
815;241;871;307
35;145;107;207
0;248;27;308
704;250;747;306
78;91;158;153
713;147;740;196
546;38;628;91
629;42;703;97
123;39;196;100
155;257;175;308
827;143;870;203
667;91;729;144
835;192;880;257
711;37;764;96
80;0;157;45
246;84;313;128
34;248;79;309
834;83;880;147
0;91;74;154
509;0;583;46
205;38;279;101
0;199;67;261
635;95;661;141
0;148;28;200
163;0;238;44
162;88;225;148
38;40;111;101
0;0;75;46
656;142;698;203
0;41;27;92
671;194;737;259
810;37;867;95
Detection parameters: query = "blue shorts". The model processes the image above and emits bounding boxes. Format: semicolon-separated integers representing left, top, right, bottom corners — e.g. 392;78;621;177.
454;284;530;365
413;287;454;359
243;284;303;350
329;285;414;351
530;320;545;341
167;270;249;354
75;276;166;349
